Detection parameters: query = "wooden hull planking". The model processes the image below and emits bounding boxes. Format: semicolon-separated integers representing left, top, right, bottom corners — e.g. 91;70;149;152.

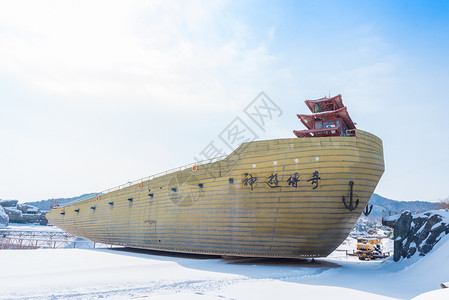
47;129;384;258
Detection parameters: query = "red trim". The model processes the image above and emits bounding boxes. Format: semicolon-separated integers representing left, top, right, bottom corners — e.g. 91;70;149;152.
293;125;342;138
294;94;356;139
305;94;343;113
297;106;355;130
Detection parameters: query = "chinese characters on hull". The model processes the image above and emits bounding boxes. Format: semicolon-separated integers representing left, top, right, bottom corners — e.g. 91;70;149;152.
265;173;281;188
287;172;300;187
242;171;321;190
242;173;257;192
306;171;321;190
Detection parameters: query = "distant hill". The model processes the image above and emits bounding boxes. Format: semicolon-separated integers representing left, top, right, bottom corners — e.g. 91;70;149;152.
367;193;438;220
24;193;97;212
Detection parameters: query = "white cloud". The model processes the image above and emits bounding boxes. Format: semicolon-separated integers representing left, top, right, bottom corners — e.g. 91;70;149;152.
0;0;286;202
0;0;278;113
2;1;447;203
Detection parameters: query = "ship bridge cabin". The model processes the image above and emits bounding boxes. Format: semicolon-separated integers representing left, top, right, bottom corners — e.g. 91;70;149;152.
293;94;356;138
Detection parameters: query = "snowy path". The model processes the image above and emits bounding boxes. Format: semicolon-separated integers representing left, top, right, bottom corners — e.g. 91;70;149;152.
0;244;447;300
0;248;395;300
1;226;448;299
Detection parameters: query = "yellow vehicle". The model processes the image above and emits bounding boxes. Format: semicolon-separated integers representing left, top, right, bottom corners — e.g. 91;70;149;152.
356;238;389;260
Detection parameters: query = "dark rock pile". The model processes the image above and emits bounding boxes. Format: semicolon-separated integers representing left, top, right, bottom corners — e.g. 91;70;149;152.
0;205;8;228
383;210;449;261
0;199;48;225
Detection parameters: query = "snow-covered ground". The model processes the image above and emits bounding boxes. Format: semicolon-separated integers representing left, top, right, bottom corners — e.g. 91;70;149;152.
1;225;448;299
3;223;64;232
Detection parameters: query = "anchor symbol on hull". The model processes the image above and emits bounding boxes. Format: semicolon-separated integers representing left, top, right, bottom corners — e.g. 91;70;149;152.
342;181;359;211
363;204;373;216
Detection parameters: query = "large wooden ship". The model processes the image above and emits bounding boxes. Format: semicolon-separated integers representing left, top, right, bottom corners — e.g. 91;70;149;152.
47;94;384;258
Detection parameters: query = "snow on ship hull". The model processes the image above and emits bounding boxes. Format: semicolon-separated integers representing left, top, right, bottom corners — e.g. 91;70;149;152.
47;129;384;258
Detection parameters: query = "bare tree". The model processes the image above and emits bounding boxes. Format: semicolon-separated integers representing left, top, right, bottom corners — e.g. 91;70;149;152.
435;197;449;210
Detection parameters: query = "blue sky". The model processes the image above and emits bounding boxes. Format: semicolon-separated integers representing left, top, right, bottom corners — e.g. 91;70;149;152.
0;0;448;202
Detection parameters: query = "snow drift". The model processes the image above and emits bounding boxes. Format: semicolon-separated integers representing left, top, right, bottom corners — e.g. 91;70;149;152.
0;220;448;299
0;205;9;228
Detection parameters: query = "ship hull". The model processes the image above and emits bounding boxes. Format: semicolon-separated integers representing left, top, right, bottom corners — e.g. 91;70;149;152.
47;129;384;258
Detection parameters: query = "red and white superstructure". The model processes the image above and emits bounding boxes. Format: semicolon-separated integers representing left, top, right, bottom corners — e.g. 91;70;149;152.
293;94;356;138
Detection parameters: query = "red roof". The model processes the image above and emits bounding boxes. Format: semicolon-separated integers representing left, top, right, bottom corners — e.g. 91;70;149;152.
293;94;357;138
297;106;356;130
305;94;344;113
293;128;331;138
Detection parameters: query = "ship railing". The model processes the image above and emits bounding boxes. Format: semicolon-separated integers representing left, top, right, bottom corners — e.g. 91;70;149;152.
295;125;342;137
58;155;228;208
0;229;116;250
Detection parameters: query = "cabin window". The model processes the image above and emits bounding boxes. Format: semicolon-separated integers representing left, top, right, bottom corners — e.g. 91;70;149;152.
198;183;203;188
148;193;154;198
229;178;234;184
341;122;347;136
323;120;335;128
128;198;133;202
171;188;177;192
314;122;323;129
